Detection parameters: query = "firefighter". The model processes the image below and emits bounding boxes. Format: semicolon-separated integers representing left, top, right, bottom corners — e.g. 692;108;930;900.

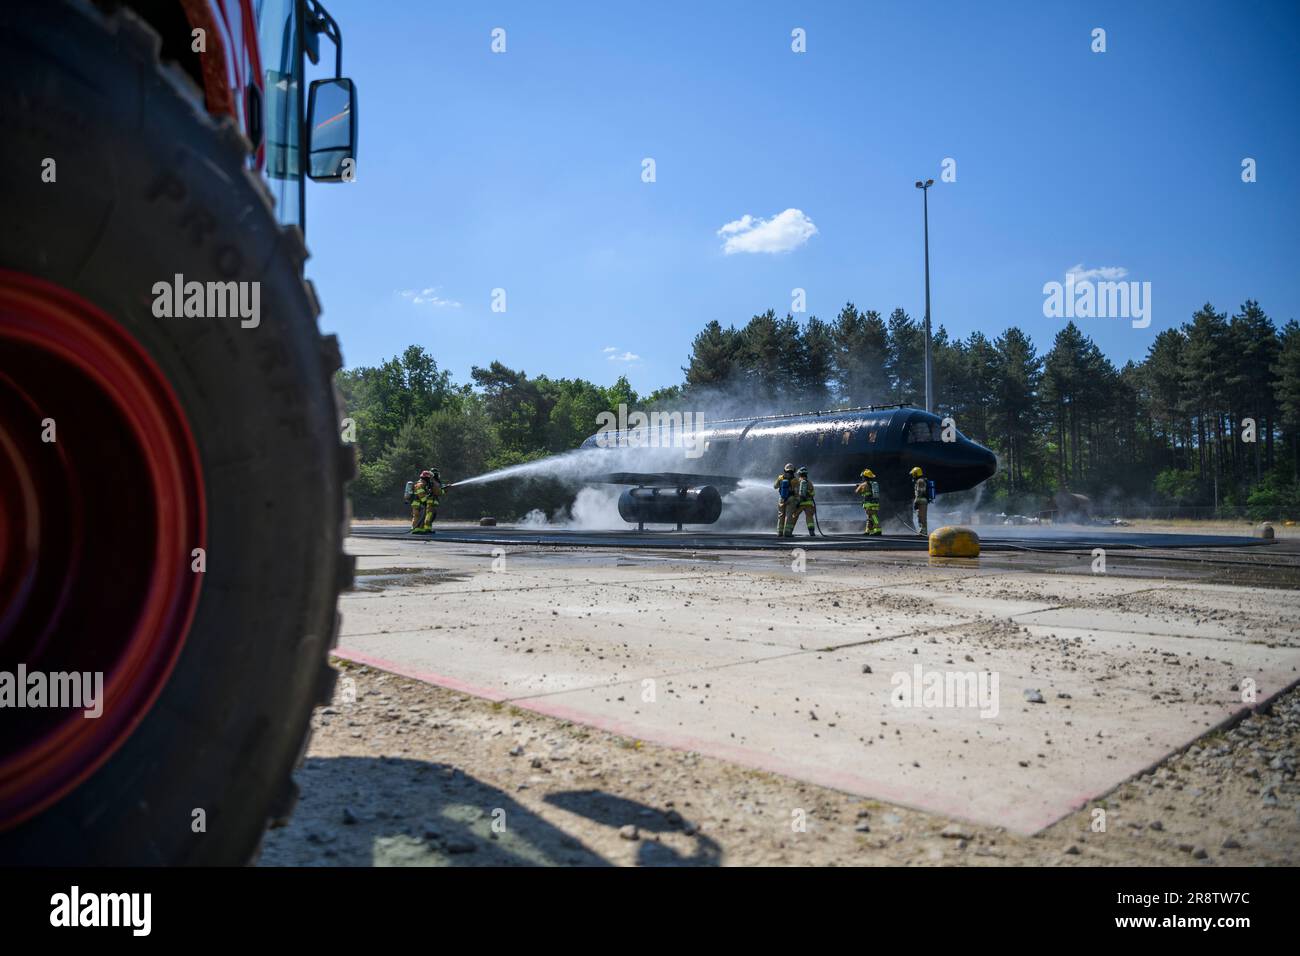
773;462;796;535
854;468;882;535
418;468;450;533
409;469;434;533
785;466;816;537
910;466;929;535
409;469;450;534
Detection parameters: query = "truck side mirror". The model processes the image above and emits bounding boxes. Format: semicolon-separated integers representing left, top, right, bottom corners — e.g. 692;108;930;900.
306;77;357;182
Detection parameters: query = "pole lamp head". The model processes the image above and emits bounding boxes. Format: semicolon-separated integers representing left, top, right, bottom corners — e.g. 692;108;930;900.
926;178;934;187
914;181;924;188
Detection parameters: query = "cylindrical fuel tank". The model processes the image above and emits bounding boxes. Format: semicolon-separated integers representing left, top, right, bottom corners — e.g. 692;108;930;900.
617;485;723;525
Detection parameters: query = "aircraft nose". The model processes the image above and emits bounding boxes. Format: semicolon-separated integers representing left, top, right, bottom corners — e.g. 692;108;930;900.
977;445;997;480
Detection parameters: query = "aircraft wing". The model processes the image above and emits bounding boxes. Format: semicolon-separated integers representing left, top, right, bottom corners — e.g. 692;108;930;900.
589;472;742;492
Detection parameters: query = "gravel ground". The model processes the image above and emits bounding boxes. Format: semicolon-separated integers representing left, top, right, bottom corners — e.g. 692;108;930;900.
258;660;1300;867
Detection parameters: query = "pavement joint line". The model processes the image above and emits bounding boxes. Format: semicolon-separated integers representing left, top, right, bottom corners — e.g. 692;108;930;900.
1019;623;1293;648
338;578;994;637
494;620;982;704
1032;628;1284;647
347;569;992;606
346;577;1293;647
344;554;1295;646
338;570;1084;642
342;572;717;600
1078;673;1300;809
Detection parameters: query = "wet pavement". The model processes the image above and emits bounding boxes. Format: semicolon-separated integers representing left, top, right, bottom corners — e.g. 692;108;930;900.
351;524;1278;553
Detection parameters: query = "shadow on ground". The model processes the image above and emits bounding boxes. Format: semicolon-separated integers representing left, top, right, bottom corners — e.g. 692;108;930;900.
544;790;722;866
257;756;718;866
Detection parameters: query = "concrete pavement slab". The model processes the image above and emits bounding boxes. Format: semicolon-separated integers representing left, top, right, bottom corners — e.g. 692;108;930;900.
335;536;1300;835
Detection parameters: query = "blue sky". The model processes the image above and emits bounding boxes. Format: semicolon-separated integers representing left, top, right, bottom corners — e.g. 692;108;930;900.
303;0;1300;393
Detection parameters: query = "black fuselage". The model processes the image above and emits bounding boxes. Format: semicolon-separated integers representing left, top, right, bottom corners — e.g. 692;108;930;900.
582;405;997;502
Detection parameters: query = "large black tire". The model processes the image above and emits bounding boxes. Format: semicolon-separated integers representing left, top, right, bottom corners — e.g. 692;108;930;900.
0;1;354;863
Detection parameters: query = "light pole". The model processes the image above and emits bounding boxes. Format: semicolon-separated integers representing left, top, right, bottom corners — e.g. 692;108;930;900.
914;178;934;413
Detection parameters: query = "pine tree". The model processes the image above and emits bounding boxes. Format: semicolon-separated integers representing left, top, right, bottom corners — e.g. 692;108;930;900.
683;320;741;389
1228;300;1279;480
886;308;924;405
1042;323;1087;486
963;331;1000;446
799;315;836;409
991;327;1041;492
738;309;785;398
830;302;890;404
1145;329;1187;472
1181;303;1231;492
1274;320;1300;481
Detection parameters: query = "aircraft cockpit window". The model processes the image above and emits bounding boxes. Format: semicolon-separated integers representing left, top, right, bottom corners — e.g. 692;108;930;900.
907;421;938;443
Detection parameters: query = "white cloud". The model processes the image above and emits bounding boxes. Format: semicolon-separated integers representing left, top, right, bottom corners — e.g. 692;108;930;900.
717;214;756;237
397;287;461;308
1064;263;1128;282
606;350;640;362
602;346;618;353
717;208;817;254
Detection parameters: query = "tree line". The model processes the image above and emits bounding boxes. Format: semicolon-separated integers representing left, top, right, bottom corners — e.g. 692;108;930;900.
341;301;1300;520
339;347;643;517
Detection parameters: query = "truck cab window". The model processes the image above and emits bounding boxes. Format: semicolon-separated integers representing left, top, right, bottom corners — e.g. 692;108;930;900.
257;0;302;227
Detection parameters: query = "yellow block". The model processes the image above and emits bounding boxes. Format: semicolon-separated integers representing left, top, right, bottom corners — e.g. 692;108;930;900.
929;525;980;557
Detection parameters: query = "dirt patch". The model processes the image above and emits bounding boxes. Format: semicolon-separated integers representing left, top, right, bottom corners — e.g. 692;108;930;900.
258;661;1300;866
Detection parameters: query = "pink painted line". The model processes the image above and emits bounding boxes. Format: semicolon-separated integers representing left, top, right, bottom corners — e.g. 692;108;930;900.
335;644;1050;832
333;646;510;703
335;644;1290;835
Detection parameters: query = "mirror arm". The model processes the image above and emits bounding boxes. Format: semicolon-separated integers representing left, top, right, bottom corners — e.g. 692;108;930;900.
304;0;344;77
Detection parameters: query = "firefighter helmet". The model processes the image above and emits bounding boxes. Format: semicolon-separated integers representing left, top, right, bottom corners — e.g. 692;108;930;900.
909;466;923;478
783;462;795;472
797;466;808;476
861;469;875;479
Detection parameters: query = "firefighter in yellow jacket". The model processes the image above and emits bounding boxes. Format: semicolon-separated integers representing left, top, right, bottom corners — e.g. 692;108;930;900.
910;466;929;535
773;462;796;535
785;467;816;537
854;468;882;535
410;469;449;534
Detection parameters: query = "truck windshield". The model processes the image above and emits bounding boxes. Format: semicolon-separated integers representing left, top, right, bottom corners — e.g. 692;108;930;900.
256;0;301;227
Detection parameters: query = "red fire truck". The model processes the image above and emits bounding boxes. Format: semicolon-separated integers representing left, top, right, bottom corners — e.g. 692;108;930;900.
0;0;358;863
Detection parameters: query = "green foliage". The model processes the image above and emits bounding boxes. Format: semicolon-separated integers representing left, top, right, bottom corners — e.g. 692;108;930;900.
336;345;452;463
830;303;890;404
345;358;641;518
1276;321;1300;432
1154;467;1203;505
